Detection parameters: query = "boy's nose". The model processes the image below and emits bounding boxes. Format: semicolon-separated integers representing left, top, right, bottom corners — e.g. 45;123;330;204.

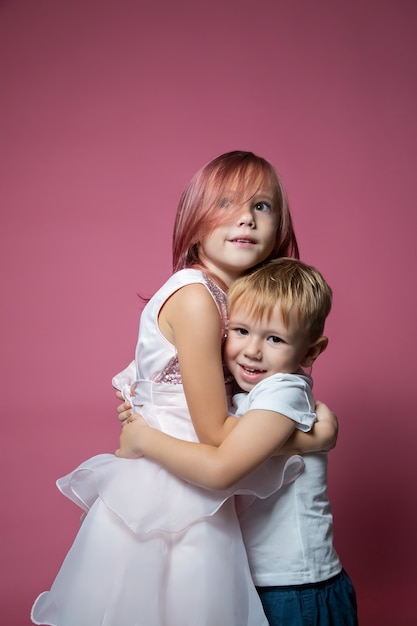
244;342;262;360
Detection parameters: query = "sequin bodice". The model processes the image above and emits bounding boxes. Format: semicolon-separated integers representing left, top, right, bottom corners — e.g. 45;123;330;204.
134;269;229;387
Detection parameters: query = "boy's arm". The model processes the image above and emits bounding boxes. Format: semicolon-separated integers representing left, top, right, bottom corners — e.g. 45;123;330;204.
116;408;296;490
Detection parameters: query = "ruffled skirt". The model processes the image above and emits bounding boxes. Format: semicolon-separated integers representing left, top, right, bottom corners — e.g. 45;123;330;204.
31;451;303;625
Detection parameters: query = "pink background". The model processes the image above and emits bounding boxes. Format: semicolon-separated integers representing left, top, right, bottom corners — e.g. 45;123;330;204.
1;0;416;624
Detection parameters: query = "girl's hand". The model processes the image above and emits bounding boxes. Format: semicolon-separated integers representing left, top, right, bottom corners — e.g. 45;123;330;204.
115;416;148;458
115;390;133;425
314;401;338;451
278;400;338;455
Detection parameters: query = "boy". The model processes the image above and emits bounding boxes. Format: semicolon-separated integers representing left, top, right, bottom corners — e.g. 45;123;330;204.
118;258;358;625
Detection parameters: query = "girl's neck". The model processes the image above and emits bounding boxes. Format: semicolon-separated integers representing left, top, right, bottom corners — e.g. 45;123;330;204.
190;263;231;292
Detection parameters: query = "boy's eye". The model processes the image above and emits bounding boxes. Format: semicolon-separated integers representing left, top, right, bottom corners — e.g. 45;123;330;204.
268;335;283;344
254;201;271;212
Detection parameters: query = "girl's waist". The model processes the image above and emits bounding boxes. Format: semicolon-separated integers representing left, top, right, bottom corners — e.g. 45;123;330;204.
131;379;189;408
130;378;233;408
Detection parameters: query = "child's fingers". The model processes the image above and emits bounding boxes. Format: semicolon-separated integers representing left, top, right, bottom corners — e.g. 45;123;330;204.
116;399;132;420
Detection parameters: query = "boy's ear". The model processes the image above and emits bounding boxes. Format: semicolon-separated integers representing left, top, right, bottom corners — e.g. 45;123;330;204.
300;336;328;368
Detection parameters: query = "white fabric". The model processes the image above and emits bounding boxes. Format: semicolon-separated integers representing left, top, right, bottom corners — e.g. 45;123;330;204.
232;372;316;432
234;373;342;586
32;269;304;626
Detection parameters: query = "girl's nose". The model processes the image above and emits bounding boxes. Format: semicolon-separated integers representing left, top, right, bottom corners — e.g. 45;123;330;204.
237;204;255;227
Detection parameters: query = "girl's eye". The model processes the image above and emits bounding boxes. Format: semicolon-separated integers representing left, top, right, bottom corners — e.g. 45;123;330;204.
219;198;232;209
268;335;283;344
233;327;248;336
254;201;271;212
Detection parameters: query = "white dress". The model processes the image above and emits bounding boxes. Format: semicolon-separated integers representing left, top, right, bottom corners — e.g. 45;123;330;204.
31;269;304;626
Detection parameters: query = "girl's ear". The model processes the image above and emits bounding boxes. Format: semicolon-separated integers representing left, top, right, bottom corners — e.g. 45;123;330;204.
300;336;328;368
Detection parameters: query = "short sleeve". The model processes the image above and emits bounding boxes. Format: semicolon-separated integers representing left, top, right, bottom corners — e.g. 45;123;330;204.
232;373;316;432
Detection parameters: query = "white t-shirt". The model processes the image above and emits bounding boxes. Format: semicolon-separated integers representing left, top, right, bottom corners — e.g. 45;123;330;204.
233;372;342;586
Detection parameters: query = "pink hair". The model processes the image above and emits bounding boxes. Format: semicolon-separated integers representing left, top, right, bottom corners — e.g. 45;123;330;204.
172;151;299;272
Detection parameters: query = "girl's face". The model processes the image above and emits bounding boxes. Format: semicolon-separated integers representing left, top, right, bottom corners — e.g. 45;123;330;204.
198;187;278;288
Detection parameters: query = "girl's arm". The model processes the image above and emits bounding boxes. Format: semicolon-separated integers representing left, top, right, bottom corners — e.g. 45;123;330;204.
159;283;239;445
117;408;296;490
117;394;338;454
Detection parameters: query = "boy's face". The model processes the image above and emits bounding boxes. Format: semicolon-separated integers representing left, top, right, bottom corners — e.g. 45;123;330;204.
225;301;315;392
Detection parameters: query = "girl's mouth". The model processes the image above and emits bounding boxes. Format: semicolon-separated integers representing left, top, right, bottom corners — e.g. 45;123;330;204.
229;237;256;247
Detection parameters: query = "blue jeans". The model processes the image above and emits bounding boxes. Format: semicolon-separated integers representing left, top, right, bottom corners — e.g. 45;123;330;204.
257;569;358;626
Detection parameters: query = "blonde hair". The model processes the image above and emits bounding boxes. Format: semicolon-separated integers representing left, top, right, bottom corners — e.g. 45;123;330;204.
172;151;299;271
228;258;332;340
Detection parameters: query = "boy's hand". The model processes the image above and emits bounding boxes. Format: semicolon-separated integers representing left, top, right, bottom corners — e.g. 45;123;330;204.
115;416;148;458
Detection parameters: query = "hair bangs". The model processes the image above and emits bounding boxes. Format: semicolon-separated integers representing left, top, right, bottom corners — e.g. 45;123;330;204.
228;275;281;325
228;258;332;340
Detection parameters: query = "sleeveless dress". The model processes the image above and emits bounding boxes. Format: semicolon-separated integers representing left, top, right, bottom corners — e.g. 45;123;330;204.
31;269;304;626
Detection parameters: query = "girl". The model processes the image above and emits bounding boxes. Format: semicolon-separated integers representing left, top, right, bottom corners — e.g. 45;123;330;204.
117;258;358;626
31;151;335;626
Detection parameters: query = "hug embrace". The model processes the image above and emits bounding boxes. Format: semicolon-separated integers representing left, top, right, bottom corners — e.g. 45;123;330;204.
32;151;358;626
